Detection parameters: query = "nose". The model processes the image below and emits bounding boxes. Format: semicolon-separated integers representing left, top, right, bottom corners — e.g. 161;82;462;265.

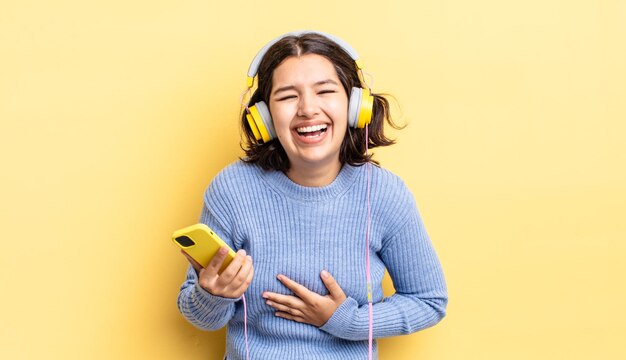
296;90;319;118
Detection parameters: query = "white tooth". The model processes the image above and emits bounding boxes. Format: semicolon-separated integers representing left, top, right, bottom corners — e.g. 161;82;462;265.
297;124;327;133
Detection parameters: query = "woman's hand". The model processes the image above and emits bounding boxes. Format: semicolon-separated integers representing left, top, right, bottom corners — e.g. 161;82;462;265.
262;270;347;327
182;247;254;299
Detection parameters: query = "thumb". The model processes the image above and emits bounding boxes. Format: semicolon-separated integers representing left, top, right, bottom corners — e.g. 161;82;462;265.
321;270;346;300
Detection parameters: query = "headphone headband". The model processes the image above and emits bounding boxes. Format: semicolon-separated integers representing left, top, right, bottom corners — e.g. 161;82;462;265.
246;30;363;88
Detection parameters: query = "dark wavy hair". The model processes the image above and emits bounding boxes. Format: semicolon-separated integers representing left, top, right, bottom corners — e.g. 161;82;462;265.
240;33;403;172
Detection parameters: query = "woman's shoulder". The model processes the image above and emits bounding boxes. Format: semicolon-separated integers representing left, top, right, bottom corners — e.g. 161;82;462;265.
367;164;417;218
204;160;263;199
369;164;412;195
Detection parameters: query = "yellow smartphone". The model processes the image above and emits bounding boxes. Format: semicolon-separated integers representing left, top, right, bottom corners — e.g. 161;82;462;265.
172;223;237;273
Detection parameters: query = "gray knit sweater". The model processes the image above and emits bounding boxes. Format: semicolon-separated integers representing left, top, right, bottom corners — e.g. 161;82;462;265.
177;161;447;359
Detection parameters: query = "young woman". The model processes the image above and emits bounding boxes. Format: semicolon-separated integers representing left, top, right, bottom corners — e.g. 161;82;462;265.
177;31;447;360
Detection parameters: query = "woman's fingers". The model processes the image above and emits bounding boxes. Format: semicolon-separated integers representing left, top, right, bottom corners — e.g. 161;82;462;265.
320;270;346;301
276;274;315;302
225;254;253;290
181;249;203;273
265;298;304;317
205;246;230;276
263;291;304;305
217;249;247;281
194;248;255;299
241;256;254;287
263;272;347;327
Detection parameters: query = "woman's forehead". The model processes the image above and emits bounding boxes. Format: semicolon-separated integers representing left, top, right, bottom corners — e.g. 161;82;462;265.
271;54;339;86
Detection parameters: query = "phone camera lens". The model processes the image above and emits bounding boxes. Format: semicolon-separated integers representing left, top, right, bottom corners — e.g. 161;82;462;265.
175;235;195;247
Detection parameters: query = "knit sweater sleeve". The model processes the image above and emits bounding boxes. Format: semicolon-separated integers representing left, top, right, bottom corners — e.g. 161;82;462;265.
320;183;448;340
176;174;240;331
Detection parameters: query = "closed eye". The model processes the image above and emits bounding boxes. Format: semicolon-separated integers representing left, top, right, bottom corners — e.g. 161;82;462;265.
277;95;297;101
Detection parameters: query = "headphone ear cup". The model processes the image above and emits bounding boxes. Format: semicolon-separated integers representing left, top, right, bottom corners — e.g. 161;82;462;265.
348;87;374;128
348;87;362;128
247;101;276;143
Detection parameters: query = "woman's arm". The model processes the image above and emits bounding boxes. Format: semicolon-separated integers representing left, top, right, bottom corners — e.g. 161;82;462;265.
177;264;239;330
320;207;448;340
176;183;246;330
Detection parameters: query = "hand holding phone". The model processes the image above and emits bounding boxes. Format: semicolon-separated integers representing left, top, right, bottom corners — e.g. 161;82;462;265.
173;223;254;298
173;223;237;273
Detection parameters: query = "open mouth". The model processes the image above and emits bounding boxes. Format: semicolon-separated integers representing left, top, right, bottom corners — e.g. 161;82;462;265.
295;124;328;138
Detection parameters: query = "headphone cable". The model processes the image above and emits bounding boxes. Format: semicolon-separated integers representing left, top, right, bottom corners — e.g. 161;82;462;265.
365;124;373;360
242;294;250;360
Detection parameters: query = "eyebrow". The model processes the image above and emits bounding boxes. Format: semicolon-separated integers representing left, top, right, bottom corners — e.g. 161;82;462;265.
272;79;339;96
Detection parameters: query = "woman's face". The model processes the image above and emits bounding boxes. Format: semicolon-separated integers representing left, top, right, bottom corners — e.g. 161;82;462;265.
268;54;349;175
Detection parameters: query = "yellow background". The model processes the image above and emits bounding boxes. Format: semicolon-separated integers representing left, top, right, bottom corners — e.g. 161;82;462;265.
1;0;625;359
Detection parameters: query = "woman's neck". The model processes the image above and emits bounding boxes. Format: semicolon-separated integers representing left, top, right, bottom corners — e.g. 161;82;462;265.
286;160;342;187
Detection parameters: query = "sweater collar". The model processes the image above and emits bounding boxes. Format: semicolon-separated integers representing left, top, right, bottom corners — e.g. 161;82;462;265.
258;163;359;202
